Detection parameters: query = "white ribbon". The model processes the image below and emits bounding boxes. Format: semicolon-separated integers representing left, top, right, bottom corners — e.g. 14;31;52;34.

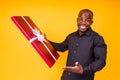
21;16;57;61
29;28;46;43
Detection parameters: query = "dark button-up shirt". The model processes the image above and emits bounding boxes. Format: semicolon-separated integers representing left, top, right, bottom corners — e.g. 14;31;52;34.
50;28;107;80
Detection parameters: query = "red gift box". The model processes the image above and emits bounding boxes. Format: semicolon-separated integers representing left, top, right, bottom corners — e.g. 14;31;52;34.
11;16;59;68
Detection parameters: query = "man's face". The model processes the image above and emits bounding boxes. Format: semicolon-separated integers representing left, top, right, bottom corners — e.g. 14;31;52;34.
77;12;93;33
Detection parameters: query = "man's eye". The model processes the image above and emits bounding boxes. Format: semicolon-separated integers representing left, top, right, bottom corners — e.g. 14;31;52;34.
79;18;83;21
86;19;92;22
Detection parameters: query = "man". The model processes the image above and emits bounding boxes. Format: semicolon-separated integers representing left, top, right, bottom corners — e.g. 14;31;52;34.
49;9;107;80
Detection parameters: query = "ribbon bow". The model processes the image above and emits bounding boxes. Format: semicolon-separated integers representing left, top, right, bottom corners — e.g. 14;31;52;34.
29;28;46;43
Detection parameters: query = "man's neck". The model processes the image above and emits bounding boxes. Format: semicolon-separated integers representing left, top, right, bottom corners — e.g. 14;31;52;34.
79;31;84;36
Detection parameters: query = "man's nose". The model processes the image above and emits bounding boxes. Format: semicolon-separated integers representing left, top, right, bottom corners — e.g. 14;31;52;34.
81;20;86;24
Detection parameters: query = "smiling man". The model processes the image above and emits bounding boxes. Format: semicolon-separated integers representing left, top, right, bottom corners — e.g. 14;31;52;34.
49;9;107;80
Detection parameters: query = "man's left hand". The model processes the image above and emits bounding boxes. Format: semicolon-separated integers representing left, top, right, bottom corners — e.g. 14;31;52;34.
62;62;83;74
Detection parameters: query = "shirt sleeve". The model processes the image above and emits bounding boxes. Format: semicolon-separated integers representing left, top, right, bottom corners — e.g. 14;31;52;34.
49;37;68;52
83;35;107;74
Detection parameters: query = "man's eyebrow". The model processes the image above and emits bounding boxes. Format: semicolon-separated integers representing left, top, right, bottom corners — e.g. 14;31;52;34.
87;18;92;19
79;17;92;20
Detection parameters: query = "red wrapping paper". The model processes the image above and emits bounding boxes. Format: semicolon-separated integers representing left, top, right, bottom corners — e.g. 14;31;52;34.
11;16;59;68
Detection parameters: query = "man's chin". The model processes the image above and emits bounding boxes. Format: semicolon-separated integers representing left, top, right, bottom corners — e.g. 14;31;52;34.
80;29;87;33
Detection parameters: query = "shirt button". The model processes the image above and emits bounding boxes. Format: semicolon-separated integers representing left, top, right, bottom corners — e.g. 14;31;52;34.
68;72;71;75
74;50;76;53
72;57;74;60
76;43;79;46
79;37;81;39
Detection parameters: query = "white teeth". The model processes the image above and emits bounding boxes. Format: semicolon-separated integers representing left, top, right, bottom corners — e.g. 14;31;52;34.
80;25;86;29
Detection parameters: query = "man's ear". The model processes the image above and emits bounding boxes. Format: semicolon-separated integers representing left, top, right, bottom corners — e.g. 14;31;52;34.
91;20;93;25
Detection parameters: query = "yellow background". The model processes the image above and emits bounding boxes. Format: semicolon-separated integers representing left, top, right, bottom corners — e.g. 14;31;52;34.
0;0;120;80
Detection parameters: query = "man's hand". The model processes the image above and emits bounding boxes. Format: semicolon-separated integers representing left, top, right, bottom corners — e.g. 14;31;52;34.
62;62;83;74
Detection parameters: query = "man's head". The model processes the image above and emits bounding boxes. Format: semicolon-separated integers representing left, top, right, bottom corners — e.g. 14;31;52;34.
77;9;93;33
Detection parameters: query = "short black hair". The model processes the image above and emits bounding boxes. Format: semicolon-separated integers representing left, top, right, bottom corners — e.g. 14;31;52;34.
78;9;93;19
